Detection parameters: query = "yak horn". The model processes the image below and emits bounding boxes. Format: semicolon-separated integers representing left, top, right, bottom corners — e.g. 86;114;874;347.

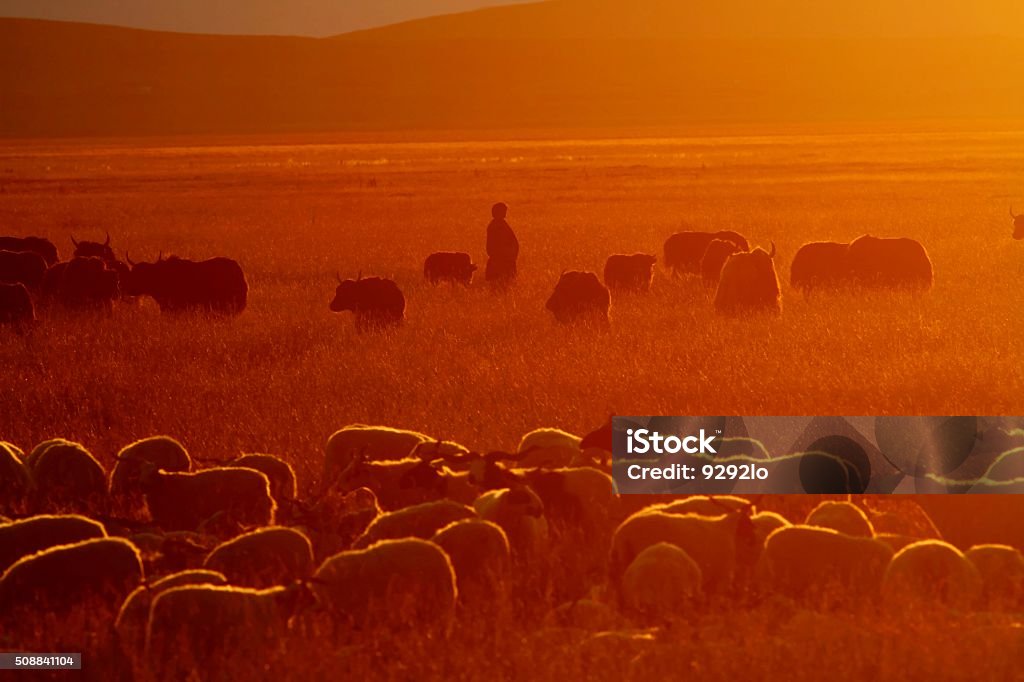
71;235;79;248
768;241;776;258
1013;207;1019;219
125;250;135;267
335;271;343;284
104;231;111;247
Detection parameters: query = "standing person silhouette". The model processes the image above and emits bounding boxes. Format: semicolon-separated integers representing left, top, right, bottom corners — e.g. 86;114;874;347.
485;202;519;289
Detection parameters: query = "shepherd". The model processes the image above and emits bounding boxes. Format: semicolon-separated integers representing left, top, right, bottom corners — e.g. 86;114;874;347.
485;202;519;289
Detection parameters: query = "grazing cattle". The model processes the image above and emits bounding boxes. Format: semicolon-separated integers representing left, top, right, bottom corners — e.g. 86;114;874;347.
663;231;749;277
1012;207;1024;240
790;241;851;294
546;271;610;325
0;283;35;326
0;236;58;266
700;239;743;289
846;235;933;290
714;243;781;315
0;250;47;290
424;252;477;286
124;255;248;315
329;275;405;331
603;254;657;293
48;256;119;310
72;232;116;262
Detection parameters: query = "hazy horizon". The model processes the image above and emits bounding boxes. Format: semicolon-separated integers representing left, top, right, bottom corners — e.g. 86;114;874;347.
0;0;537;36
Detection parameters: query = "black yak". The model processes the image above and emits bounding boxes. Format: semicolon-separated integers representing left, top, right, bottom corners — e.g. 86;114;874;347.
790;241;851;294
546;271;610;325
71;233;115;262
47;256;119;310
0;236;58;266
700;239;744;289
0;283;34;326
424;252;477;286
124;255;248;315
603;254;657;293
0;250;47;291
1012;207;1023;240
714;243;781;316
330;275;405;331
846;235;933;291
663;230;748;277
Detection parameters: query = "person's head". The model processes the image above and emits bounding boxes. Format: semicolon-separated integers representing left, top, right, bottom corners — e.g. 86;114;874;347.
491;202;508;220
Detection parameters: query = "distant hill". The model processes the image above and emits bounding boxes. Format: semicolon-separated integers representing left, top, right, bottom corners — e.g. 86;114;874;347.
0;0;534;37
2;0;1023;138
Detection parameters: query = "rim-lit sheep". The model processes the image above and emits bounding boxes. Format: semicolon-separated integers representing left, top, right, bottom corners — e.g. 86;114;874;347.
138;464;276;533
145;582;314;681
882;540;981;610
621;542;702;621
545;271;611;325
312;538;457;630
964;544;1024;612
115;569;228;657
758;525;894;605
204;526;314;588
30;440;107;514
603;253;657;293
804;500;874;537
352;499;476;549
474;486;549;557
0;537;143;640
226;453;298;506
0;513;107;573
324;424;468;475
333;455;449;511
516;427;583;468
110;436;192;499
431;519;511;604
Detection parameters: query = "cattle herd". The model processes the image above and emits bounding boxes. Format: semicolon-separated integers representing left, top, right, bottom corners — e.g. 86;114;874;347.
1;424;1023;679
9;206;1023;331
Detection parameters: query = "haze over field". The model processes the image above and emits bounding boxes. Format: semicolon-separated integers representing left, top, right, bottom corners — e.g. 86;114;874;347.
2;0;1024;137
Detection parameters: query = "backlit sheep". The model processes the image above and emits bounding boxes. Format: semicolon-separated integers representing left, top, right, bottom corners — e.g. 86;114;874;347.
881;540;981;610
474;486;549;557
110;436;192;498
620;542;703;621
964;544;1024;612
138;465;276;532
431;519;511;604
0;513;107;573
805;500;874;537
30;440;107;513
204;526;314;588
353;498;476;549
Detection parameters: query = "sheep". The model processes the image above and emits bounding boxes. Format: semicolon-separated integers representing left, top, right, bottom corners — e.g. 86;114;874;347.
0;440;31;514
226;453;298;505
0;513;107;573
517;467;616;540
30;440;107;513
332;456;448;511
544;599;620;631
964;544;1024;612
115;569;228;656
474;486;549;557
861;498;943;540
110;436;192;498
874;533;921;553
609;509;756;595
516;427;582;467
24;437;76;469
756;525;894;605
804;500;874;537
352;498;476;549
312;538;457;630
620;542;702;621
750;510;790;548
292;486;380;560
1;440;25;460
204;527;314;588
881;540;981;610
657;494;753;517
324;424;467;475
0;537;143;638
145;582;313;681
138;464;276;533
431;519;511;604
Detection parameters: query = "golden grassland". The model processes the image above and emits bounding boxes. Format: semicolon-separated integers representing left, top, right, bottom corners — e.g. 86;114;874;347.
1;126;1023;679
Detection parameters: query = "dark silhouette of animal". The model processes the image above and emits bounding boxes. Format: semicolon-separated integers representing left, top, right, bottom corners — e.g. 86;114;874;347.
46;256;119;310
603;254;657;293
714;243;781;315
846;235;933;290
664;231;748;277
424;252;477;286
1012;207;1023;240
485;202;519;288
700;239;744;289
0;250;47;290
0;236;58;266
790;241;851;294
546;271;611;325
73;233;130;287
124;255;248;315
0;283;34;326
330;275;405;331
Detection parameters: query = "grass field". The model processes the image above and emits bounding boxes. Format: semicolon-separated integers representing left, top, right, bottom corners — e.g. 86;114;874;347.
2;127;1022;488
